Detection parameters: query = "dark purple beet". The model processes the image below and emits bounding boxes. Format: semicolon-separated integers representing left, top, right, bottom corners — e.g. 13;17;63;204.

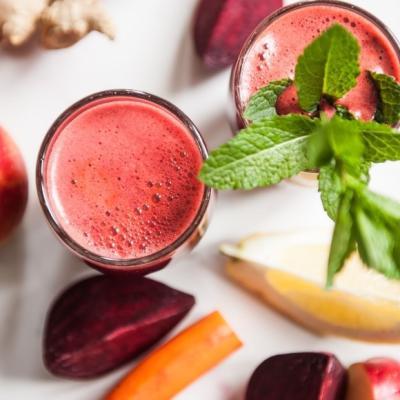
43;275;195;379
246;353;347;400
193;0;283;70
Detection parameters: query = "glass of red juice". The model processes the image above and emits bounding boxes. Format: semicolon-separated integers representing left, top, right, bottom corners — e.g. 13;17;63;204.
37;90;214;275
229;0;400;131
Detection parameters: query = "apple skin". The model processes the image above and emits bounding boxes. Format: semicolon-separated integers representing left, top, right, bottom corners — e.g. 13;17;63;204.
347;358;400;400
246;352;347;400
0;127;28;242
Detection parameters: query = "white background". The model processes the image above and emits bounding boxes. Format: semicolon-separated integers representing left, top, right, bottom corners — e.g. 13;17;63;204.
1;0;400;399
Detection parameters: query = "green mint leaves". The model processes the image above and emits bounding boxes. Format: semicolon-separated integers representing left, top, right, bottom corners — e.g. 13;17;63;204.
327;189;355;286
308;116;400;286
307;115;364;171
354;188;400;280
327;185;400;287
371;72;400;125
361;122;400;162
295;24;360;112
319;163;343;220
244;79;292;122
199;115;317;189
199;22;400;285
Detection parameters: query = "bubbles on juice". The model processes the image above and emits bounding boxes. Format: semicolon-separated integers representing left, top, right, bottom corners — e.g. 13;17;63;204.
66;124;204;261
152;193;162;203
135;207;143;215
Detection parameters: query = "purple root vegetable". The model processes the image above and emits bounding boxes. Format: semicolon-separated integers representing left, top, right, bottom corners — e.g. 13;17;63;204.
193;0;283;70
246;352;347;400
43;275;195;379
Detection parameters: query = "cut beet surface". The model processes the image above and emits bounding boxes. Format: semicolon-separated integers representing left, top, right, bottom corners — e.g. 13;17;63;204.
43;275;195;379
194;0;283;70
246;352;347;400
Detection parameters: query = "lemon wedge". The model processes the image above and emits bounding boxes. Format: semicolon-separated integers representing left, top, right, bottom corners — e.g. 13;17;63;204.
221;230;400;342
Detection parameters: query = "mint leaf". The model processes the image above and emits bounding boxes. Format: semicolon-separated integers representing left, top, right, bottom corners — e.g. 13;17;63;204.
351;187;400;280
325;183;400;285
354;202;400;279
319;163;342;220
329;122;364;170
308;117;400;163
307;115;364;170
319;160;370;221
327;190;355;287
362;127;400;162
359;189;400;227
244;79;292;122
295;24;360;112
199;115;317;190
371;72;400;125
335;104;355;120
307;120;333;168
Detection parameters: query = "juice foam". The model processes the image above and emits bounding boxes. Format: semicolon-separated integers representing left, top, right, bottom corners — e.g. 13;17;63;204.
45;97;205;259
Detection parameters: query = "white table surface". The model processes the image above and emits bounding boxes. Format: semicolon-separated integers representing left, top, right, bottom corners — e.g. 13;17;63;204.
1;0;400;399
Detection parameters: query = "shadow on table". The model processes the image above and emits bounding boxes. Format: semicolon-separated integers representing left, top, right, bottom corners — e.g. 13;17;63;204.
0;205;89;382
226;383;247;400
167;17;229;94
0;35;42;59
197;109;232;150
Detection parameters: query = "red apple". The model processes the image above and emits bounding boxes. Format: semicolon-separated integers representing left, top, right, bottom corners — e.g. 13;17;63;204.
0;127;28;242
347;358;400;400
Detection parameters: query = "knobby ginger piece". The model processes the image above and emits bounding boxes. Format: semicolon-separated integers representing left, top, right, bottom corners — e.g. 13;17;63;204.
0;0;49;46
40;0;115;49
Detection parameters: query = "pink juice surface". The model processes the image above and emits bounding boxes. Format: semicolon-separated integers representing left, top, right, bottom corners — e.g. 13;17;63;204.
44;97;205;260
238;3;400;120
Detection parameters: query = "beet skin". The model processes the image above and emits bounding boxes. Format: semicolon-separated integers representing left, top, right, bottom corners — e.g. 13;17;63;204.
246;352;347;400
193;0;283;69
44;275;195;378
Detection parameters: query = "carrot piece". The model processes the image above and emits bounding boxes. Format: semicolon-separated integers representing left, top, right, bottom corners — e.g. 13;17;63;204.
105;311;242;400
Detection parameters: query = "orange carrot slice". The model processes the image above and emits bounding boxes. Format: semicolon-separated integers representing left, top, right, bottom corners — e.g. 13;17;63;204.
105;311;242;400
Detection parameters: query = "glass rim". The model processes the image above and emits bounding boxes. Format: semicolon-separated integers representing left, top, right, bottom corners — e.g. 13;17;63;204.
230;0;400;128
36;89;212;268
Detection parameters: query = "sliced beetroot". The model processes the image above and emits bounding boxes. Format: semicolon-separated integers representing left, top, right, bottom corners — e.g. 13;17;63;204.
246;353;347;400
43;275;195;379
193;0;283;70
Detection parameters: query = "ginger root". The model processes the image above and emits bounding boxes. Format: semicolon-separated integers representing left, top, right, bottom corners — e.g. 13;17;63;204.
40;0;115;49
0;0;48;46
0;0;114;49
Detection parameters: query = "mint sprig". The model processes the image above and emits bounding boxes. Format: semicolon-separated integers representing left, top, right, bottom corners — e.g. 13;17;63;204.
295;24;360;112
371;72;400;125
326;183;400;286
307;115;364;171
199;115;317;189
199;22;400;285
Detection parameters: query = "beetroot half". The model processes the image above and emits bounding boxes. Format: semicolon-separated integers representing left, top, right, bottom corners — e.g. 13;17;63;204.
193;0;283;70
246;352;347;400
43;275;195;379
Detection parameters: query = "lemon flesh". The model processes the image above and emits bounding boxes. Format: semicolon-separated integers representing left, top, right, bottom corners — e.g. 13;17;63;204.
222;230;400;342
